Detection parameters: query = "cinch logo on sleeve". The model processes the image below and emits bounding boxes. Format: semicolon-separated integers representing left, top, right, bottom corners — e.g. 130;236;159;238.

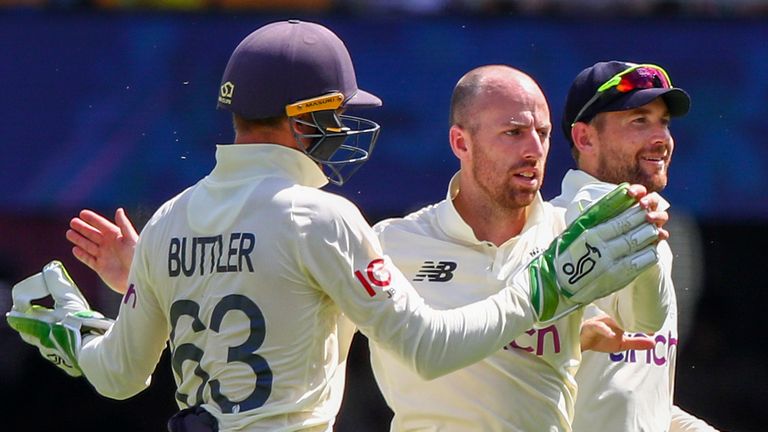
123;283;138;309
413;261;457;282
505;324;562;356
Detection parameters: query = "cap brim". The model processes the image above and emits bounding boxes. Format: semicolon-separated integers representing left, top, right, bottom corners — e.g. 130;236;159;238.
605;87;691;117
343;89;382;109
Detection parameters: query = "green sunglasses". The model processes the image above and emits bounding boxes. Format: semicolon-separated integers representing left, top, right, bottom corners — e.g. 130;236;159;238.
571;64;673;127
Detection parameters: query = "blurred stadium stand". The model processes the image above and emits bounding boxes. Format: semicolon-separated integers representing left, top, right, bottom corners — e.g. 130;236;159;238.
1;0;768;15
0;5;765;431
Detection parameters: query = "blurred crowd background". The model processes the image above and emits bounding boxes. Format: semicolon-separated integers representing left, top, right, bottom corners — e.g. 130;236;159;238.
1;1;766;431
2;0;768;16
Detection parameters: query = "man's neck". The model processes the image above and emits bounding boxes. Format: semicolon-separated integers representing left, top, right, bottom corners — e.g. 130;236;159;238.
453;192;528;247
234;117;298;148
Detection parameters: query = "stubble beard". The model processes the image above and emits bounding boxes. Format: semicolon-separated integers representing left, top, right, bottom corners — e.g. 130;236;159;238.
596;150;669;193
473;162;540;211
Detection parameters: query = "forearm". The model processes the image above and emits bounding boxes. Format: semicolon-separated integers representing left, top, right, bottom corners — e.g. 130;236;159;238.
410;284;534;380
79;278;168;399
79;333;155;399
354;276;534;381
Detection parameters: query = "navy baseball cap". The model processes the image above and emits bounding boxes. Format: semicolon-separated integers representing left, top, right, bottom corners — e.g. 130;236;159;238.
562;61;691;145
217;20;382;120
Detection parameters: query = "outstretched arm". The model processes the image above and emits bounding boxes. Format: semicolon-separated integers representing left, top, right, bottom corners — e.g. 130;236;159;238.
65;208;137;294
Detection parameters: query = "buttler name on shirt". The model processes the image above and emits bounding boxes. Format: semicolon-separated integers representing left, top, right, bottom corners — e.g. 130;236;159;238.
168;233;256;277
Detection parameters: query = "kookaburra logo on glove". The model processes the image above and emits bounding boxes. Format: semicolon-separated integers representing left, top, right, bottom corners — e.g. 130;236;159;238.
47;353;75;368
562;242;602;285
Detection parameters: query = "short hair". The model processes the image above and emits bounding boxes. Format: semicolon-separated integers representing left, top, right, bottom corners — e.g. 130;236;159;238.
233;114;287;133
449;70;486;133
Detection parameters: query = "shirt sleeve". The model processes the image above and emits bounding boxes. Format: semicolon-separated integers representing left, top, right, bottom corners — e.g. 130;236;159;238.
568;184;671;333
78;228;170;400
670;405;720;432
297;197;536;380
592;241;672;333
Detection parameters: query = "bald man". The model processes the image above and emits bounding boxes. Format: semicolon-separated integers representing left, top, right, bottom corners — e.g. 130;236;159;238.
368;65;670;431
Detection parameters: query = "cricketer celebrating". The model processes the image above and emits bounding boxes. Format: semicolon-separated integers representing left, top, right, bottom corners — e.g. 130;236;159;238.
7;25;665;432
555;60;719;431
368;65;672;431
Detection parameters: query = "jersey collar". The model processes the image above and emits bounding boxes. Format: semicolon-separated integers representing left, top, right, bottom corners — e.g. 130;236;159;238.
210;143;328;188
436;171;548;247
553;168;670;214
553;169;600;206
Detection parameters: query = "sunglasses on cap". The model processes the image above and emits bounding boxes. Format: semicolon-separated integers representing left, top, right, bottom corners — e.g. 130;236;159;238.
571;64;672;127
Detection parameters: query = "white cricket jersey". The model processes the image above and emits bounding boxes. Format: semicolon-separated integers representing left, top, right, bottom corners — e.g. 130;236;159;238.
78;144;539;432
551;169;705;432
371;173;584;432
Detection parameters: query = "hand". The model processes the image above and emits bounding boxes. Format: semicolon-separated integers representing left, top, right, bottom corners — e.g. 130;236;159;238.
527;183;661;325
66;208;137;295
632;189;670;242
9;313;84;377
6;261;113;377
580;314;654;353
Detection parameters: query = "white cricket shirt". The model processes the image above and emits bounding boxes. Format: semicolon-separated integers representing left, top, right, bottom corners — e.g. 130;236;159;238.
551;169;704;432
78;144;539;432
371;173;583;432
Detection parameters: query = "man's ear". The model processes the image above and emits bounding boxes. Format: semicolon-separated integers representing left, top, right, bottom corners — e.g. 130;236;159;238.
571;121;595;155
291;114;315;133
449;124;468;159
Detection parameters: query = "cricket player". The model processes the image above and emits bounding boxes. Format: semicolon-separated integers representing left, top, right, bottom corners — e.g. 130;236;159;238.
6;26;665;432
555;60;719;431
368;65;672;431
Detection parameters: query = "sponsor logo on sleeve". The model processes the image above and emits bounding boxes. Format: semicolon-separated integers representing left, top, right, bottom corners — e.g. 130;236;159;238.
505;324;562;356
123;283;138;309
355;258;394;298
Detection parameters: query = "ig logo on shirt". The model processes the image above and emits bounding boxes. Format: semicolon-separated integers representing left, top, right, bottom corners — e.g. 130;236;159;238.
355;258;395;298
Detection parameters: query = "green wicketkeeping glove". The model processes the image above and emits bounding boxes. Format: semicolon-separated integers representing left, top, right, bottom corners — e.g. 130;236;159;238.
6;260;113;377
529;183;660;325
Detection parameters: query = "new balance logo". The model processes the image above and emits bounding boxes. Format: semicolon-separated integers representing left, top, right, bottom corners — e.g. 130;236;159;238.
414;261;457;282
